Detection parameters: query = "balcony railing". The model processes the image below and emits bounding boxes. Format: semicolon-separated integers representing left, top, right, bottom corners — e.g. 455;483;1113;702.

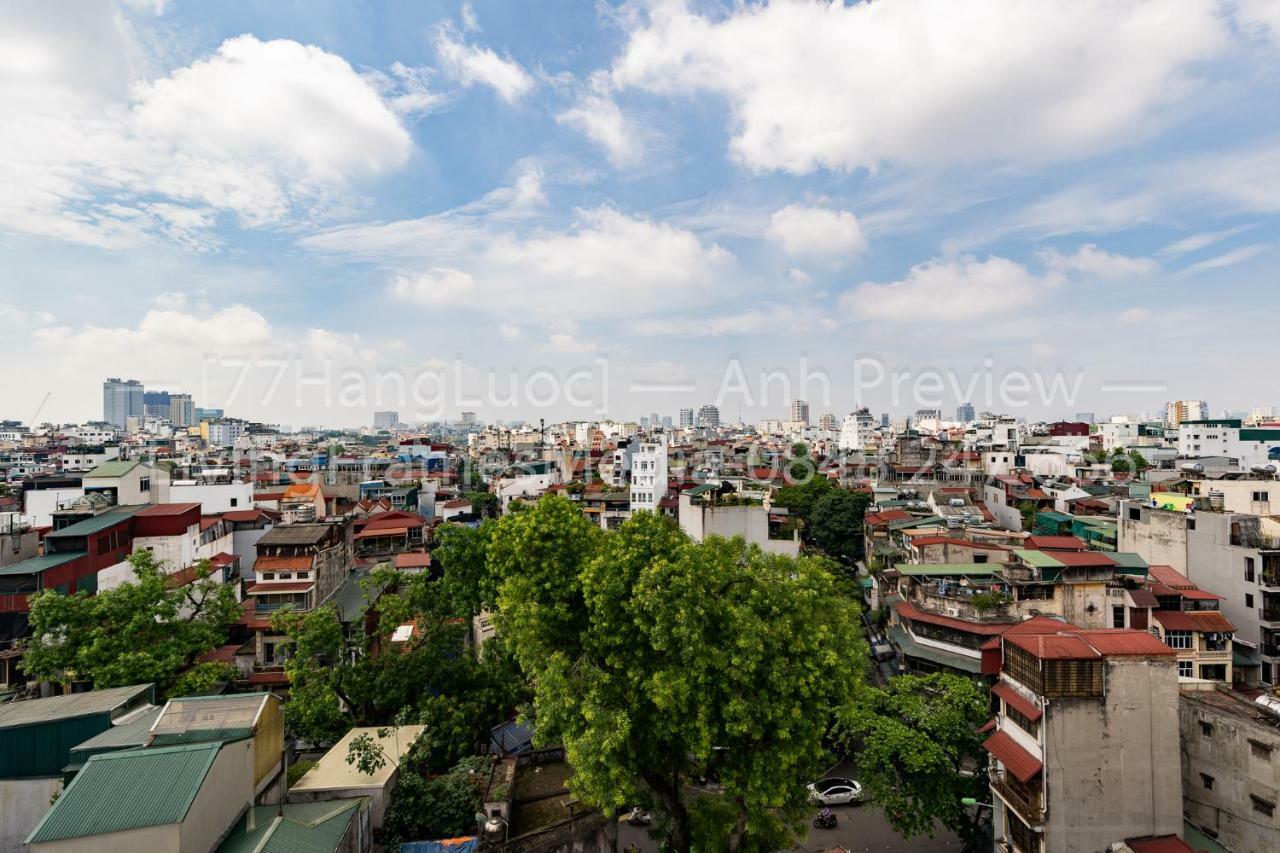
991;771;1044;826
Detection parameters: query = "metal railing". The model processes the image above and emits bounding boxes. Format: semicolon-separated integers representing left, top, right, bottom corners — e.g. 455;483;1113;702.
991;771;1044;825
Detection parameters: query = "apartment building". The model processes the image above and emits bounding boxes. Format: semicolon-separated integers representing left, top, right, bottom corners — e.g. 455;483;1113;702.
629;440;668;513
1177;419;1280;470
1180;684;1280;853
985;627;1181;853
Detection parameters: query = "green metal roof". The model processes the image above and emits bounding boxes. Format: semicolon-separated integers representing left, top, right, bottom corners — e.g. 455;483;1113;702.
894;564;999;577
1107;552;1150;575
46;505;146;539
887;624;981;674
0;551;85;577
83;460;141;478
217;800;364;853
1238;428;1280;442
27;742;222;844
0;684;154;729
1011;549;1064;568
69;707;163;764
888;515;943;530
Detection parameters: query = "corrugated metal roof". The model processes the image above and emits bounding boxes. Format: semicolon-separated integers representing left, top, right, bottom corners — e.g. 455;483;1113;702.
0;684;154;728
894;564;999;577
26;742;221;844
148;695;268;748
83;460;141;478
983;730;1042;783
992;681;1042;722
1153;610;1234;632
69;706;162;761
0;550;85;577
46;505;146;539
218;800;364;853
256;524;334;546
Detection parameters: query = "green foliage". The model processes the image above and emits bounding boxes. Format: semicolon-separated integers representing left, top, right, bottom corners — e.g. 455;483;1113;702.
772;475;836;527
808;488;872;560
382;750;492;849
286;759;315;786
21;551;241;696
790;442;808;458
841;673;990;852
495;501;868;852
435;522;497;618
969;591;1010;612
171;661;238;696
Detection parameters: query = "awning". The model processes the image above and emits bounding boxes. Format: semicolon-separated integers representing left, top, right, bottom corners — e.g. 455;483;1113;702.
983;730;1042;783
992;680;1043;722
355;526;408;539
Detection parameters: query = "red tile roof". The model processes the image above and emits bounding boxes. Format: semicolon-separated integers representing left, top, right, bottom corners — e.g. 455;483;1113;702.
1147;565;1196;589
893;599;1011;636
1050;550;1117;568
208;552;236;567
247;670;290;685
992;680;1042;722
983;730;1042;783
866;509;912;526
254;555;313;571
1125;836;1197;853
1024;535;1086;551
393;552;432;569
1153;610;1234;632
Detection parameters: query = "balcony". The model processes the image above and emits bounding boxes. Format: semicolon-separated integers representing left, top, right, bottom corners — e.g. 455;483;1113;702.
991;771;1044;826
920;586;1011;622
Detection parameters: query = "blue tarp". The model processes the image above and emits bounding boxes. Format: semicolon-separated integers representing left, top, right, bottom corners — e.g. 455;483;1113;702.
401;839;478;853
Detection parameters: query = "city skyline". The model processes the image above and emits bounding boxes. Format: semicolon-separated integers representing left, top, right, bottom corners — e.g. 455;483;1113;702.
4;1;1280;426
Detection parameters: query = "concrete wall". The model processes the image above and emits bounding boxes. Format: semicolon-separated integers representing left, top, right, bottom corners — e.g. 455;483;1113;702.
178;739;254;852
0;777;62;853
1180;690;1280;853
1117;502;1188;573
169;482;254;514
29;823;177;853
982;484;1024;532
1042;659;1181;853
1185;513;1267;663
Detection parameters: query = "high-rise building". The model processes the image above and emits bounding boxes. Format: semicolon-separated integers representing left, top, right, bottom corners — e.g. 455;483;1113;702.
1074;412;1096;425
790;399;810;425
194;407;224;422
662;416;673;429
818;413;837;431
679;408;695;428
649;412;660;431
373;411;399;430
460;411;477;426
880;413;890;428
696;404;720;428
103;378;144;429
1165;400;1209;427
168;394;194;428
838;408;876;452
142;390;170;420
956;402;976;423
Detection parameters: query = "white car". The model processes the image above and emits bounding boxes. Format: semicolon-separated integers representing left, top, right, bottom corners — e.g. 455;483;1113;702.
807;777;863;805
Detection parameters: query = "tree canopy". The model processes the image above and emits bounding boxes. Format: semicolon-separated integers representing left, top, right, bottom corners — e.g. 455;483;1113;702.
21;550;241;695
490;497;868;852
808;488;873;561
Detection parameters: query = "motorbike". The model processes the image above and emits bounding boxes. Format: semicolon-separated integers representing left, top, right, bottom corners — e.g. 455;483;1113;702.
626;807;653;827
813;807;837;829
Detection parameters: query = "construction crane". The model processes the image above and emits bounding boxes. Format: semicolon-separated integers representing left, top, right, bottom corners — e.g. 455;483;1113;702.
29;392;50;427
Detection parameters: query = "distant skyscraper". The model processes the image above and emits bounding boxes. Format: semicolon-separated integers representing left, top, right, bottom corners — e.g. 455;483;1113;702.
1075;412;1096;425
649;412;660;430
790;399;810;425
697;404;720;428
819;413;837;430
103;378;144;429
662;416;673;429
1165;400;1209;427
194;407;224;422
880;413;890;428
460;411;477;426
956;402;976;423
679;408;695;428
169;394;194;428
373;411;399;430
142;390;170;420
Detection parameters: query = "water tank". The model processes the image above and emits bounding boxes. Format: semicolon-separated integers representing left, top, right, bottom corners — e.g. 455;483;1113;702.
1250;465;1277;475
1255;693;1280;720
949;498;965;507
1208;491;1225;511
1180;462;1205;473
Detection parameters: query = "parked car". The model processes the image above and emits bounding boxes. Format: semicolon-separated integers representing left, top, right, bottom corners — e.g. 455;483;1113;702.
807;777;863;805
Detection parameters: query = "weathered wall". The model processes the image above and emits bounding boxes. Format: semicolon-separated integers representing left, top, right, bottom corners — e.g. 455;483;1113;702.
1042;659;1181;853
1118;503;1188;573
0;777;62;853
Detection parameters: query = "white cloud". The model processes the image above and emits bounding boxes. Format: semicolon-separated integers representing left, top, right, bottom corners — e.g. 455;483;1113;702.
0;9;415;249
460;1;480;33
388;268;478;305
540;332;601;353
1236;0;1280;45
766;204;865;256
1157;224;1256;257
435;25;533;103
1178;243;1271;275
1039;244;1157;278
498;323;523;340
608;0;1227;173
557;89;650;168
841;256;1055;322
1118;307;1152;324
635;302;836;337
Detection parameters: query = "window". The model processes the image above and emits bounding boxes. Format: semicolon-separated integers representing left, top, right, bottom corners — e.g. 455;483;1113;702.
1200;773;1215;790
1251;795;1275;818
1200;721;1214;738
260;572;274;581
1006;705;1040;737
1166;630;1193;649
1129;507;1142;521
1250;739;1274;760
139;477;150;492
1113;606;1126;629
1247;557;1256;583
1187;518;1196;531
1253;491;1270;502
230;498;239;507
1247;593;1255;609
1179;661;1194;678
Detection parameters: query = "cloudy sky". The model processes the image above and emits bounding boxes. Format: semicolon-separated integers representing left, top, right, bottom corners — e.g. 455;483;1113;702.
2;0;1279;428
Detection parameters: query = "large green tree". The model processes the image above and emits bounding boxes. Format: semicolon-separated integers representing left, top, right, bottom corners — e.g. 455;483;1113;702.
493;500;868;852
842;672;991;852
21;550;241;695
808;488;872;561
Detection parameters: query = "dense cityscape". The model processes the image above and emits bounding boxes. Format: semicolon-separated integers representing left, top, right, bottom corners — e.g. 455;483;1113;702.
6;2;1280;853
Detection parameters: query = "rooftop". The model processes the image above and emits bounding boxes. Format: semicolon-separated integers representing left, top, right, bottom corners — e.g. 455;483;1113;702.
46;504;147;539
0;683;154;729
83;459;142;479
27;741;222;844
217;799;365;853
256;523;336;546
0;550;85;577
291;725;425;792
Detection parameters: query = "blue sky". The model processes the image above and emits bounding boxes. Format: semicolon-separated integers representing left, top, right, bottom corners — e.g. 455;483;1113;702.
3;0;1280;428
